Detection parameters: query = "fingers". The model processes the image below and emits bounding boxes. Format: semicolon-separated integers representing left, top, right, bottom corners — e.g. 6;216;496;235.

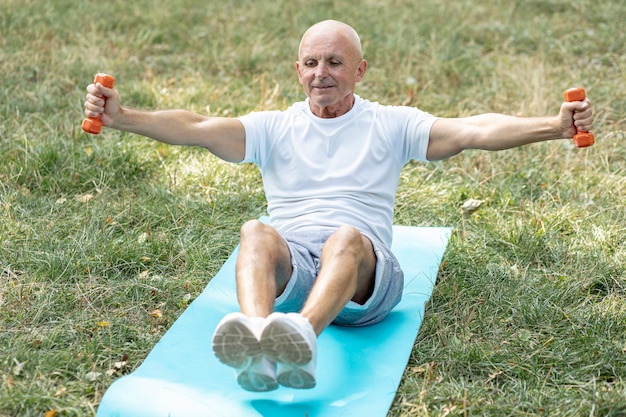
84;83;113;118
572;98;594;132
561;98;594;134
84;86;104;118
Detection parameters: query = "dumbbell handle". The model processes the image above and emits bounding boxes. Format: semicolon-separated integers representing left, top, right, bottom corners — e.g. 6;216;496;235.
82;73;115;134
563;87;594;148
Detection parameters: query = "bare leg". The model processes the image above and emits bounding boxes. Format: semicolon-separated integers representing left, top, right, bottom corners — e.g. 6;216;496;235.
235;220;293;318
300;226;377;335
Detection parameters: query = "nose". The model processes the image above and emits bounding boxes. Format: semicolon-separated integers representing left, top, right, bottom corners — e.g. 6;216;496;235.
315;63;329;78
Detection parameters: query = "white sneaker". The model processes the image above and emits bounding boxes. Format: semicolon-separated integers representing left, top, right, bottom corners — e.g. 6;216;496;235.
276;361;316;389
236;356;279;392
260;312;317;389
212;312;278;392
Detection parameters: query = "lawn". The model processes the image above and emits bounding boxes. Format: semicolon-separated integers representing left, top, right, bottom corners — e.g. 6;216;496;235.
1;0;625;415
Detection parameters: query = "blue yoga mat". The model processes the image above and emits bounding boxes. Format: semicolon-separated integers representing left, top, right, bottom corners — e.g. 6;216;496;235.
97;224;451;417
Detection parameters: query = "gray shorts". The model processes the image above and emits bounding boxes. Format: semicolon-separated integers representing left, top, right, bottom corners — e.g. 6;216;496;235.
273;230;404;327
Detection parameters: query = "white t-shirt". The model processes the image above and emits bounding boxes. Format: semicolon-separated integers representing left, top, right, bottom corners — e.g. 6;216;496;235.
239;95;437;247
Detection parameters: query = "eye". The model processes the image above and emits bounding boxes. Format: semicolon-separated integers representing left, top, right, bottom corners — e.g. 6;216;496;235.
304;60;317;67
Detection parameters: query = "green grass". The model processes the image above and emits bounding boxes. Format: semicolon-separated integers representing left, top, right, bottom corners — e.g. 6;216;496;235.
1;0;625;415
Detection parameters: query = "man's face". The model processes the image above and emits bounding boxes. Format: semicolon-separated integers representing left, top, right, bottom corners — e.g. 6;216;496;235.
296;28;367;118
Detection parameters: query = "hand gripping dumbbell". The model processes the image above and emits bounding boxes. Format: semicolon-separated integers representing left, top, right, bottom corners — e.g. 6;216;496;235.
82;73;116;134
563;87;594;148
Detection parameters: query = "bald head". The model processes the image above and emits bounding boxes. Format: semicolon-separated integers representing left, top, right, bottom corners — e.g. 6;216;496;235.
295;20;368;118
298;20;363;61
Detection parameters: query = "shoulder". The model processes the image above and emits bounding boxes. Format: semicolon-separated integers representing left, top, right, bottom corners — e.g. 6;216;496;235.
239;100;307;123
354;96;433;122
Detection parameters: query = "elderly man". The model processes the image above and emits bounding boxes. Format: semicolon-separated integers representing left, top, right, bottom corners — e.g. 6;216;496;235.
84;20;594;392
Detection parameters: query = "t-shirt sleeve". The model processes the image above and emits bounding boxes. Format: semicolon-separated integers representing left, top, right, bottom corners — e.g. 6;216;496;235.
238;110;286;166
399;106;438;162
237;112;263;165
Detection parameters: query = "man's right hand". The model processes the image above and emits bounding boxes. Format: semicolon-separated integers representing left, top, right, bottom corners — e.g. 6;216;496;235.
82;81;247;162
84;81;121;129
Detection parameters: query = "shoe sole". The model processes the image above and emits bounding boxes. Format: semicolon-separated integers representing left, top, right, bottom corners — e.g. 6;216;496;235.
260;317;313;366
213;320;262;369
277;366;316;389
238;368;279;392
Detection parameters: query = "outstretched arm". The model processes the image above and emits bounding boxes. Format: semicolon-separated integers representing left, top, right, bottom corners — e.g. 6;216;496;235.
84;81;246;163
426;96;594;161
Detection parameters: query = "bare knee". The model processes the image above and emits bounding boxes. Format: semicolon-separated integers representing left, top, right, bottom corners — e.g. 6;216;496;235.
240;220;282;247
240;219;265;238
323;226;375;272
326;226;367;255
238;220;292;290
324;226;376;303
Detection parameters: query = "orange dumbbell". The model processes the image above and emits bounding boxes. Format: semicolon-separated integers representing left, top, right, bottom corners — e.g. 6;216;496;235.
82;73;115;134
563;87;594;148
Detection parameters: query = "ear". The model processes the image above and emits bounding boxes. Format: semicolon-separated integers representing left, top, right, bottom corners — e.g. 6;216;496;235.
355;59;368;82
295;61;304;84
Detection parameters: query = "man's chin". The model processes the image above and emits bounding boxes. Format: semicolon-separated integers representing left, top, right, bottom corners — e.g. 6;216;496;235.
309;92;338;107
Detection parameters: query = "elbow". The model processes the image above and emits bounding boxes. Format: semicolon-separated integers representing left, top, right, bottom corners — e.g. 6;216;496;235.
426;147;461;161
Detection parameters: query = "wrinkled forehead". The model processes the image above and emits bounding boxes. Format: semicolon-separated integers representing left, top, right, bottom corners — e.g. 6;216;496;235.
298;22;362;61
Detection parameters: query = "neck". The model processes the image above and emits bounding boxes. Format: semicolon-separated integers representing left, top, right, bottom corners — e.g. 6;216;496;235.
309;95;355;118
